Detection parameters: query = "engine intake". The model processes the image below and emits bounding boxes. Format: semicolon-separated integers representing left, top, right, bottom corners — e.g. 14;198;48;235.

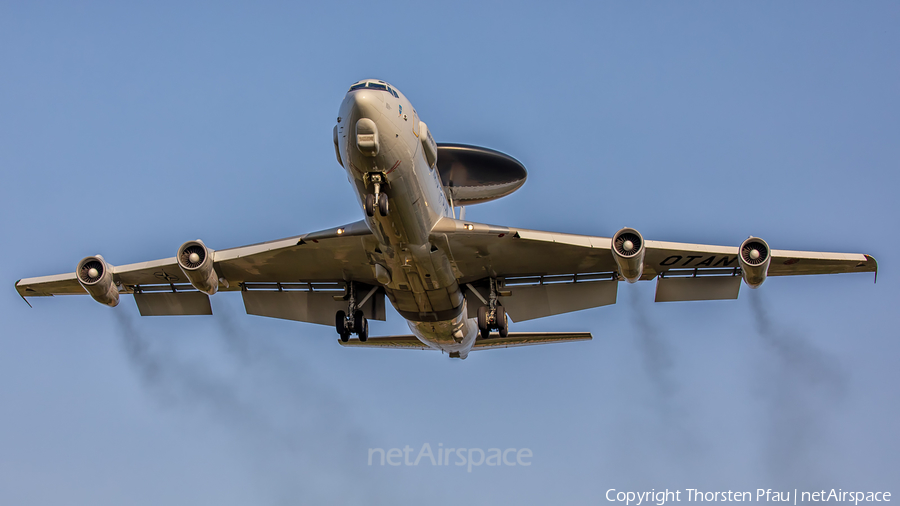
611;227;645;283
176;240;219;295
738;237;771;288
76;255;119;307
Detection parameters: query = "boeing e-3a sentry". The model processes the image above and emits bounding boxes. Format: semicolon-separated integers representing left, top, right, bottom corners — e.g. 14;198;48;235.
16;79;878;359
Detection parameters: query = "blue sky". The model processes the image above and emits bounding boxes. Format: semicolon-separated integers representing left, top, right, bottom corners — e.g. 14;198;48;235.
1;2;898;505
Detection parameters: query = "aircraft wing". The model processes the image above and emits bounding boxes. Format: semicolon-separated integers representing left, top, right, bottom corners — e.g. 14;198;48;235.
431;217;877;320
16;220;383;322
432;217;876;280
16;215;877;323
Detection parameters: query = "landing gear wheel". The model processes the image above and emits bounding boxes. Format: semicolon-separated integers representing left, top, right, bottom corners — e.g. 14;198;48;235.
358;318;368;342
336;310;349;342
378;193;389;216
353;310;365;334
497;306;508;337
477;306;489;336
336;310;346;333
365;194;376;217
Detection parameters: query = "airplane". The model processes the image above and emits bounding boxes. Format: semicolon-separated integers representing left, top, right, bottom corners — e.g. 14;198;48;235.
15;79;878;359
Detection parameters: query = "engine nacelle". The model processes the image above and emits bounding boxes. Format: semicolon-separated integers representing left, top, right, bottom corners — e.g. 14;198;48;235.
176;240;219;295
611;228;645;283
739;237;771;289
76;255;119;307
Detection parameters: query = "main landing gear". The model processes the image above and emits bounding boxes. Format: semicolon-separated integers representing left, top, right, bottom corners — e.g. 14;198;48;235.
476;278;508;339
336;309;368;342
364;173;389;217
335;283;368;342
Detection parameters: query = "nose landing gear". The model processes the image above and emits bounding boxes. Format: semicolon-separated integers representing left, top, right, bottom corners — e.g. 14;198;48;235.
365;193;389;217
364;173;390;217
378;193;389;216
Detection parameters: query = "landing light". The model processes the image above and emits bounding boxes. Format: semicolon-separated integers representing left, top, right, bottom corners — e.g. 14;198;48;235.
465;224;474;231
337;228;345;235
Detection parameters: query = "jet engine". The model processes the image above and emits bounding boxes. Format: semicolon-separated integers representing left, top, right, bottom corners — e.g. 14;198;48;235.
611;227;645;283
76;255;119;307
738;237;771;288
176;240;219;295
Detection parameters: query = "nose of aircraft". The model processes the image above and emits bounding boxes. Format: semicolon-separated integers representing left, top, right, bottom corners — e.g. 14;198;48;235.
346;90;383;121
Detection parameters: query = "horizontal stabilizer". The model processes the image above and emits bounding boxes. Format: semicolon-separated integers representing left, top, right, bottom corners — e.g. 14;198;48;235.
338;332;592;351
339;335;431;350
473;332;593;350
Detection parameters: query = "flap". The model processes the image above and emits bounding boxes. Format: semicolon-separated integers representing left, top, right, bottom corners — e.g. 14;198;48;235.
241;286;385;326
134;291;213;316
466;279;618;322
501;280;617;321
654;275;741;302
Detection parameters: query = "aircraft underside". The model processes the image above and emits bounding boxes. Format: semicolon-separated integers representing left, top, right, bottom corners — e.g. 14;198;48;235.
14;79;878;359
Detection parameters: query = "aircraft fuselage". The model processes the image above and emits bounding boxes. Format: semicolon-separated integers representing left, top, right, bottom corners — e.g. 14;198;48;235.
336;80;478;357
